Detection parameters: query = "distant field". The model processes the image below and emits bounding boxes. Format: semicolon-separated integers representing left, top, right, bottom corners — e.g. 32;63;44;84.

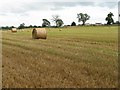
2;26;118;88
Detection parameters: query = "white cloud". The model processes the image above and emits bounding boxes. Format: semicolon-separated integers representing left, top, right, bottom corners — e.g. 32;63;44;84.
0;1;118;27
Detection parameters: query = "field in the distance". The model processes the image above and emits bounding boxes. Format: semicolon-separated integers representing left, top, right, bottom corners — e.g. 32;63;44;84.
2;26;118;88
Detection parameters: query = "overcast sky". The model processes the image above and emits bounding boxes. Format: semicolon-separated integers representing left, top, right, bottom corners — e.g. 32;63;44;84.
0;0;119;27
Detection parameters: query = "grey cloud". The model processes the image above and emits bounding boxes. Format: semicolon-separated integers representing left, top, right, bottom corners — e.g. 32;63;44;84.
97;2;118;9
0;13;7;16
32;2;117;11
50;2;95;10
50;2;118;10
0;2;118;16
119;2;120;21
0;2;51;15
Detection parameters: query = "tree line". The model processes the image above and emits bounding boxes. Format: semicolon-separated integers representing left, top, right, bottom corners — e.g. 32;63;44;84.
1;12;119;30
42;12;117;27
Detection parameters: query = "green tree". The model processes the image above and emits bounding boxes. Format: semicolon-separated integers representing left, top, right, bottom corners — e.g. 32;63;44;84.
52;15;59;22
115;21;120;24
52;15;64;27
71;21;76;26
9;26;15;30
29;25;33;28
77;13;90;25
33;25;37;28
1;26;10;30
18;23;25;29
42;19;50;27
105;12;114;25
56;19;64;27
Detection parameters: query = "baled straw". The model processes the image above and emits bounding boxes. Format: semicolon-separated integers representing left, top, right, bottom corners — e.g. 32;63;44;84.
32;28;47;39
11;28;17;32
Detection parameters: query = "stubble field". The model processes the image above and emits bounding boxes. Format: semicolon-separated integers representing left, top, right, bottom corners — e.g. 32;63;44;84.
2;26;118;88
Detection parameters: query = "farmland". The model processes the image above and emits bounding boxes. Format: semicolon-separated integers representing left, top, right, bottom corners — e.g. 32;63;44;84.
2;26;118;88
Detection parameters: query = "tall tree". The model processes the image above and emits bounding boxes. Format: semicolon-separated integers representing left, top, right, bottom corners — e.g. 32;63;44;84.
56;19;64;27
52;15;60;22
52;15;64;27
42;19;50;27
18;23;25;29
105;12;114;25
77;13;90;25
29;25;33;28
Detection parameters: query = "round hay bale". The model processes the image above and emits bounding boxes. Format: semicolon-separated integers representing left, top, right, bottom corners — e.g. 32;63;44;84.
59;29;62;31
11;28;17;32
32;28;47;39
